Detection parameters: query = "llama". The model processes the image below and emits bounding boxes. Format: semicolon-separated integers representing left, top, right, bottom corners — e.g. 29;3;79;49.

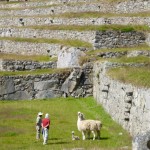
77;112;102;140
71;131;80;140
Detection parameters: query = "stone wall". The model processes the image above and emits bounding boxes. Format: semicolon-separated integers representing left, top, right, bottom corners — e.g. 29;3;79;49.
0;0;149;17
0;0;98;9
0;63;93;100
0;30;147;55
0;40;61;56
93;61;150;136
94;31;146;49
0;59;57;71
1;17;150;27
0;28;95;44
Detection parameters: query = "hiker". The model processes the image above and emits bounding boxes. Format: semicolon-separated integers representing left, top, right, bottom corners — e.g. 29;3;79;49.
42;113;50;145
36;112;43;140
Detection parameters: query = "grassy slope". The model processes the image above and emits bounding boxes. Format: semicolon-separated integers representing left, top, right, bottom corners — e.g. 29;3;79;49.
0;97;132;150
107;65;150;88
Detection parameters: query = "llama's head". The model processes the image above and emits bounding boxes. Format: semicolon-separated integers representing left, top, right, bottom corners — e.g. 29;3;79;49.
78;112;85;120
72;131;74;135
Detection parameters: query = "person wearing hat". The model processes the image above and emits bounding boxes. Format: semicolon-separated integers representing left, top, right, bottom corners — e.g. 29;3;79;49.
42;113;50;145
36;112;43;140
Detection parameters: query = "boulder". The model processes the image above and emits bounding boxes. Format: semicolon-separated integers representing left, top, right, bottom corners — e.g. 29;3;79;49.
57;47;86;68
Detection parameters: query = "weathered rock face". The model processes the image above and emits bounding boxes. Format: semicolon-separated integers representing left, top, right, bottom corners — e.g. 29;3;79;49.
57;47;86;68
132;131;150;150
61;63;93;97
93;61;150;136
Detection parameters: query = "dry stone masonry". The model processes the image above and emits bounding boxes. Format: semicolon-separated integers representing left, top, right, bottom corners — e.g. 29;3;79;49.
0;63;93;100
0;0;150;17
0;59;56;71
93;61;150;137
1;17;150;27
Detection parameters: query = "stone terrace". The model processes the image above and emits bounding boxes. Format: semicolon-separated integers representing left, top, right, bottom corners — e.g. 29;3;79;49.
0;1;150;147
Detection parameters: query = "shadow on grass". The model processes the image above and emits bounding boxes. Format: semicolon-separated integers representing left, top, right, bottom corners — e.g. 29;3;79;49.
100;137;110;140
49;141;71;145
50;138;63;140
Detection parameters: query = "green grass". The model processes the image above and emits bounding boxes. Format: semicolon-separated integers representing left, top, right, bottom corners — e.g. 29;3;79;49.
109;56;150;64
0;53;51;62
0;37;92;48
0;97;132;150
83;45;150;64
87;44;150;55
25;24;150;32
107;65;150;88
0;68;71;76
56;11;150;18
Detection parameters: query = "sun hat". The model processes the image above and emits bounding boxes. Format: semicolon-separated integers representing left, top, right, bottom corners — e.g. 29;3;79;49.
38;112;43;116
45;113;49;118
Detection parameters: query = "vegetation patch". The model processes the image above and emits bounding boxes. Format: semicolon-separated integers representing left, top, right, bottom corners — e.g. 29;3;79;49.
107;65;150;88
109;56;150;64
0;53;51;62
0;97;132;150
0;68;71;76
0;37;92;48
56;11;150;18
25;24;150;32
87;44;150;55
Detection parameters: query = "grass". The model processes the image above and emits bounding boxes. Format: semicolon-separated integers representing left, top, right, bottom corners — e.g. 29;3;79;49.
0;68;71;76
82;45;150;64
0;37;92;48
56;11;150;18
109;56;150;64
0;53;51;62
25;24;150;32
0;97;132;150
87;44;150;55
107;65;150;88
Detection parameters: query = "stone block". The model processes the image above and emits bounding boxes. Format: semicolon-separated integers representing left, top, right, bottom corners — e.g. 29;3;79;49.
35;90;59;99
132;131;150;150
34;80;59;90
0;78;15;95
6;91;31;100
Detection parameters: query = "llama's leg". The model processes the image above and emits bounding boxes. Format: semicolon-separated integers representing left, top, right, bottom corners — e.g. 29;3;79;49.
87;131;90;139
97;130;100;140
91;131;96;140
82;131;86;140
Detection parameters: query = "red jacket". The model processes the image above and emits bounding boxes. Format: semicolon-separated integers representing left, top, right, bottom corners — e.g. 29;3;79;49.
42;118;50;129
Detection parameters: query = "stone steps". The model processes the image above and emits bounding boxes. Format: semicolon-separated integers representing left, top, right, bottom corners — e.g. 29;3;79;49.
0;0;149;17
0;16;150;27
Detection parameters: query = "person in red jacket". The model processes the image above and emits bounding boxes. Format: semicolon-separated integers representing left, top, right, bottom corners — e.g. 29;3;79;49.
42;113;50;145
